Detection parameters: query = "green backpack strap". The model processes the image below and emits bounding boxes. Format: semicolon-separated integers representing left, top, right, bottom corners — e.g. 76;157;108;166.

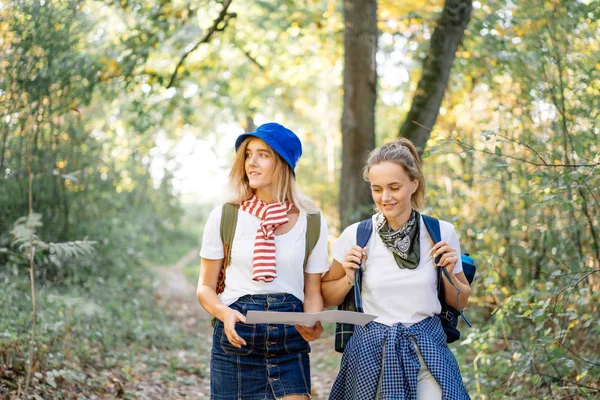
220;203;239;267
217;203;238;295
303;212;321;271
220;205;318;275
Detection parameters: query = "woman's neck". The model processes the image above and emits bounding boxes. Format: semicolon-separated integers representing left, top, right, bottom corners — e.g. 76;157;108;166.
385;209;413;231
254;190;276;204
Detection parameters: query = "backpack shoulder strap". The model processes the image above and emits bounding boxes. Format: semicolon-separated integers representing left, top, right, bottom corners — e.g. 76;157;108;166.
353;217;373;312
422;213;471;326
422;214;461;281
303;212;321;271
356;218;373;248
220;203;239;267
421;214;441;245
421;213;446;292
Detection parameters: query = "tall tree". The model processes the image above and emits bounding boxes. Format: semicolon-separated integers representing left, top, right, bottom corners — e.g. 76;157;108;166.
398;0;473;153
339;0;378;228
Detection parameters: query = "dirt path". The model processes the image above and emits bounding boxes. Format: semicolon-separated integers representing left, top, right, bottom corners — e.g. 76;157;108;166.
126;249;340;399
123;248;212;399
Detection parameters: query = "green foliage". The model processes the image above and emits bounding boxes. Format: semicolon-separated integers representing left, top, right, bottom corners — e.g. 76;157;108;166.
412;0;600;397
0;263;191;395
0;0;196;393
9;213;97;260
0;0;189;276
1;0;598;397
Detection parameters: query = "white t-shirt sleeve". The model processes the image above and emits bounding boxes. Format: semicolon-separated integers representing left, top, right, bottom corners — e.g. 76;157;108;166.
332;222;360;264
200;206;225;260
441;220;463;275
305;213;331;274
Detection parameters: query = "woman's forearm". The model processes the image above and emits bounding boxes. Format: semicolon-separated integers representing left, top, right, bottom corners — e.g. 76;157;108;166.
197;285;230;320
196;258;230;321
321;277;353;308
303;291;323;313
303;273;324;313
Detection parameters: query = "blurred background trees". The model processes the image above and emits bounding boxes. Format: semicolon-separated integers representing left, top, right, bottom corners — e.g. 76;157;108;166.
339;0;377;228
1;0;598;398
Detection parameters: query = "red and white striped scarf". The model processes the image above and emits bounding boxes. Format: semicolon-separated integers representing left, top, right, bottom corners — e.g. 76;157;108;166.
239;194;294;282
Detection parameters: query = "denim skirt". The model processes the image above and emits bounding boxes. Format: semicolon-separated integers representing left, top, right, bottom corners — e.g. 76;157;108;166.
210;293;311;399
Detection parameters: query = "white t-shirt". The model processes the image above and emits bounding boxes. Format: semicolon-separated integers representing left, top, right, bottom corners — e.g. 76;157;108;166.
332;214;463;326
201;205;330;306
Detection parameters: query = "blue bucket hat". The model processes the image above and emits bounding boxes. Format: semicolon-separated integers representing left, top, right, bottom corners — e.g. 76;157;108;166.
234;122;302;175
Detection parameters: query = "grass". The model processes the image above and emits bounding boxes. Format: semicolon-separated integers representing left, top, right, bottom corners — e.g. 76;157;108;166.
183;257;200;286
0;261;196;397
143;229;200;268
0;204;214;397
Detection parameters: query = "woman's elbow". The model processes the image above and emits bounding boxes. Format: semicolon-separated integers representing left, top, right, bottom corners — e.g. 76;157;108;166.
321;285;341;308
196;285;211;305
320;284;331;307
322;297;334;308
196;288;204;306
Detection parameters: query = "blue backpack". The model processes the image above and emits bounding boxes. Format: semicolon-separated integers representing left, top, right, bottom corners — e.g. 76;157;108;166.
334;215;476;353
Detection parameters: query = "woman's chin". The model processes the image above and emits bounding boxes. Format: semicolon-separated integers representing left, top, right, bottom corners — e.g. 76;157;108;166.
381;207;398;216
381;207;411;223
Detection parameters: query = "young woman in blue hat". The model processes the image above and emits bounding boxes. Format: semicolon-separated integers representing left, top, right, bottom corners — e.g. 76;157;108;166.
322;139;471;399
197;122;329;399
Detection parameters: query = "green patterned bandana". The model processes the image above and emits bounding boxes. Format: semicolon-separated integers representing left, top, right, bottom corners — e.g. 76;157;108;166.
375;210;420;269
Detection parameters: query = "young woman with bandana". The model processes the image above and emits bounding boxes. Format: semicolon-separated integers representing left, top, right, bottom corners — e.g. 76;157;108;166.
197;123;329;400
322;139;471;400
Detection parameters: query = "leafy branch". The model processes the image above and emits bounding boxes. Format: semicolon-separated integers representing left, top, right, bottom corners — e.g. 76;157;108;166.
167;0;236;88
412;120;599;169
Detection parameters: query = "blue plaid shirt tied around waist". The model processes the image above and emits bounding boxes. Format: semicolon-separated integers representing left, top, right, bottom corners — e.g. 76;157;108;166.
330;315;470;400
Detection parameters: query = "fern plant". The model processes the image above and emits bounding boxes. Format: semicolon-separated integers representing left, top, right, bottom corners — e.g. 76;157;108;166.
9;213;97;391
10;214;97;259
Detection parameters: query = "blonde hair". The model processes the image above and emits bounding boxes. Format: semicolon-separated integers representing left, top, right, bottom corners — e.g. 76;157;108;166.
362;138;425;210
228;138;318;213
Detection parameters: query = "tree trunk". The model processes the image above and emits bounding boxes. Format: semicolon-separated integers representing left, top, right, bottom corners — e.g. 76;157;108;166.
339;0;378;228
399;0;473;154
244;114;256;133
0;124;8;177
